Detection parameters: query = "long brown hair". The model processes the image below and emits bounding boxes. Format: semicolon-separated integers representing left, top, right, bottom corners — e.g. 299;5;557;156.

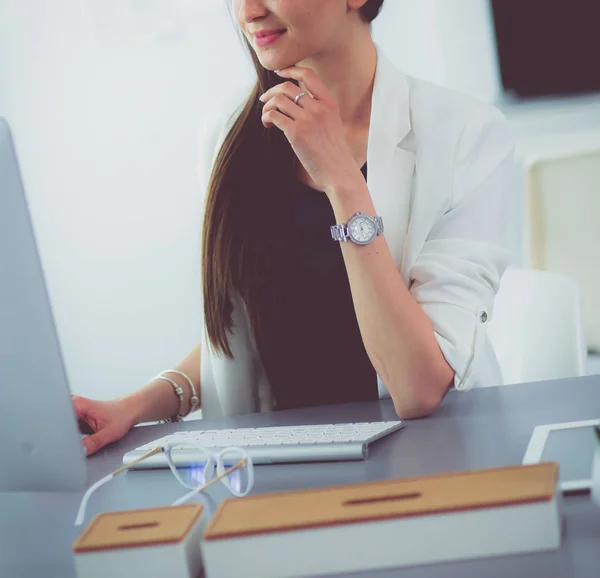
202;0;385;360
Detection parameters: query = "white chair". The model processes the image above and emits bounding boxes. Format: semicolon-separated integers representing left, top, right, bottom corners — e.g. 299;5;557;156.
487;267;587;386
523;144;600;351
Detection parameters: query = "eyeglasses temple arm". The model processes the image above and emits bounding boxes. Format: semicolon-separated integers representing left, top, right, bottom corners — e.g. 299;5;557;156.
112;446;163;476
74;447;164;527
74;474;113;526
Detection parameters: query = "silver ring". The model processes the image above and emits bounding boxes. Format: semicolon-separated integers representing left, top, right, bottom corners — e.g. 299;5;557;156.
294;91;308;105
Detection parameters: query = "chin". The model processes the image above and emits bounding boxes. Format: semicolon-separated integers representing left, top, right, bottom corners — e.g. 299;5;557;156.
255;50;300;73
261;60;291;73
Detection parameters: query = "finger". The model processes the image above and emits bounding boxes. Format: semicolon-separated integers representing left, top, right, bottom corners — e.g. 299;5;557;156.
275;67;329;102
259;81;306;104
262;109;293;134
72;395;91;419
72;396;102;436
83;426;119;457
262;94;304;122
78;418;96;435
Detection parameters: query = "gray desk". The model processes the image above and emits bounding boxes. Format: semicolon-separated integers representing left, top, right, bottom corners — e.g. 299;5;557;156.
1;376;600;577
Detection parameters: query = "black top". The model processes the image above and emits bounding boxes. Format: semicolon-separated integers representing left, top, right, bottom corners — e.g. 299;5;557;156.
258;163;378;411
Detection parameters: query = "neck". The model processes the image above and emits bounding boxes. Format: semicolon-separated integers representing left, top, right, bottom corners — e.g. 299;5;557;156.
296;28;377;131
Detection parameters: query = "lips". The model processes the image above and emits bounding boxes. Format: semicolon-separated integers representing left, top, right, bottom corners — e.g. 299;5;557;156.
254;30;286;47
254;28;286;39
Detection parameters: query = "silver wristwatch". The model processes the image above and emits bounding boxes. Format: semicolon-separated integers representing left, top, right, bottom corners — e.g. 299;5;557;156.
330;212;384;245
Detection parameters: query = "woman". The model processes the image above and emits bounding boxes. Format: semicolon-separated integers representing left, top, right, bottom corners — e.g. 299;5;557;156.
74;0;514;456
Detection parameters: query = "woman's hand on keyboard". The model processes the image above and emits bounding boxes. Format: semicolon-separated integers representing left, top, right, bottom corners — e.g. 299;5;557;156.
72;395;136;456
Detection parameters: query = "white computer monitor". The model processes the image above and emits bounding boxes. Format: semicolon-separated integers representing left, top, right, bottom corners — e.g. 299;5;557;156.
0;117;87;491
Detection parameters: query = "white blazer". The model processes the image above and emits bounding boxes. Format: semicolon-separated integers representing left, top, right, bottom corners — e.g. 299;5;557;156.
197;44;515;419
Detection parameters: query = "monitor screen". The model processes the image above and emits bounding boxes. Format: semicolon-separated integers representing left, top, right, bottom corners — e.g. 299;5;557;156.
491;0;600;99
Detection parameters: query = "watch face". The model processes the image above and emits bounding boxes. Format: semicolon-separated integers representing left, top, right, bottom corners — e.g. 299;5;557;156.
348;215;377;245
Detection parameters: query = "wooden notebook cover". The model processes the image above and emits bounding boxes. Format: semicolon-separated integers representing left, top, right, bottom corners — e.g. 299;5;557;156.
204;463;558;541
73;504;203;553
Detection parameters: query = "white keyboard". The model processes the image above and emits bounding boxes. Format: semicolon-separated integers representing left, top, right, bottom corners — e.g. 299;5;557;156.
123;421;404;468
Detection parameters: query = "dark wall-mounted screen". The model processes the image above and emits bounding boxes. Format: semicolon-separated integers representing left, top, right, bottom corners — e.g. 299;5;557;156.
491;0;600;99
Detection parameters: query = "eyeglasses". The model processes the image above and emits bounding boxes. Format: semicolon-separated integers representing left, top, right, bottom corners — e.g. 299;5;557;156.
75;444;254;526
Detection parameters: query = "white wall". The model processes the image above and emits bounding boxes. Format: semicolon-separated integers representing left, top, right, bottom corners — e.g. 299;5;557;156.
373;0;502;102
0;0;253;400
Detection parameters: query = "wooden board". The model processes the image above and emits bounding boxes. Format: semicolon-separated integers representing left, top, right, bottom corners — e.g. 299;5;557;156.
73;504;203;553
204;463;558;541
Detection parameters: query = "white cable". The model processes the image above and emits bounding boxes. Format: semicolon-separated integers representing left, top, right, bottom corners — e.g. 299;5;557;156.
74;474;114;526
172;487;200;507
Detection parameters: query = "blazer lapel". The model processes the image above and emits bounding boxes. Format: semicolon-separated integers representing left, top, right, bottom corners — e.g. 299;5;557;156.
367;45;415;271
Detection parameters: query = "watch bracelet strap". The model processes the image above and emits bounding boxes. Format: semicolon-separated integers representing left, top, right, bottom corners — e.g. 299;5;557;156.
330;224;348;242
330;215;384;242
